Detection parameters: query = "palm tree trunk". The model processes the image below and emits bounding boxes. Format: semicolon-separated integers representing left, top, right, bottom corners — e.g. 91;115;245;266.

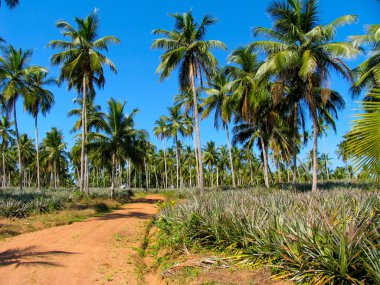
111;154;115;198
80;75;87;193
292;102;298;189
309;85;318;193
226;125;236;189
2;151;6;189
260;132;270;189
175;137;179;189
54;160;57;189
85;154;89;194
34;116;41;192
193;132;199;187
189;62;204;193
13;101;23;192
189;164;192;187
163;140;168;188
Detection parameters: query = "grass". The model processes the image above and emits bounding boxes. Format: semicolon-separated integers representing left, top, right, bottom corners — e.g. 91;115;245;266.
155;187;380;284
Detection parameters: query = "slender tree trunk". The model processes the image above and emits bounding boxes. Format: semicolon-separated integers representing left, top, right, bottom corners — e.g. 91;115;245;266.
111;154;115;198
260;132;270;189
193;132;199;187
175;138;180;189
189;164;192;187
34;116;41;192
189;62;204;192
13;102;23;192
226;125;236;189
85;155;89;194
80;75;87;193
292;102;298;189
309;83;318;193
54;160;57;189
2;151;6;189
163;140;168;188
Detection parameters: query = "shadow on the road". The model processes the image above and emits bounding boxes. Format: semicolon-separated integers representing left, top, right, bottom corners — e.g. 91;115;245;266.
95;211;154;221
0;246;77;267
132;197;163;204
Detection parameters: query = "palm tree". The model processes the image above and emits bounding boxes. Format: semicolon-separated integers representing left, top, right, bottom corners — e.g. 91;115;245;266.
24;70;55;191
164;106;190;189
153;116;169;188
203;68;236;188
351;25;380;96
252;0;358;191
226;47;274;188
49;11;120;193
18;134;36;187
90;98;144;198
40;128;68;188
0;45;45;191
152;10;226;192
203;141;218;188
1;0;19;8
0;117;14;188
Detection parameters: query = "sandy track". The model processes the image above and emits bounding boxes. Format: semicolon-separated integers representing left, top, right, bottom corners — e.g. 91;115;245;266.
0;194;164;285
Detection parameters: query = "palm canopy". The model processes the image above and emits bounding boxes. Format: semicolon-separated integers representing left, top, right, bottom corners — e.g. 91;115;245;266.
24;70;55;118
345;87;380;179
68;98;105;133
202;67;231;130
0;46;45;109
1;0;19;8
48;11;120;95
90;98;145;168
152;10;226;89
153;116;168;141
350;24;380;96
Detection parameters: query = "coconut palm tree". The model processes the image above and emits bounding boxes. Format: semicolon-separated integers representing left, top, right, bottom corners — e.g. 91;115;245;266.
351;25;380;97
0;117;14;188
251;0;358;191
49;11;120;193
89;98;144;198
152;10;226;192
18;134;36;187
226;47;274;188
203;68;236;188
163;106;190;189
153;116;169;188
24;70;55;191
0;45;45;191
203;141;218;188
40;128;68;188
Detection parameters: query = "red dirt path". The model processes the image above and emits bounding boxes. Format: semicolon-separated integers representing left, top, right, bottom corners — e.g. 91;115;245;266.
0;194;164;285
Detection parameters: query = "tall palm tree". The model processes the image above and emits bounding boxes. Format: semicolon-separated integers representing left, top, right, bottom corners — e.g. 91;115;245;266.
24;70;55;191
49;11;120;193
40;128;68;189
0;45;45;191
164;106;190;189
152;10;226;192
0;117;14;188
226;47;274;188
18;133;36;187
203;141;218;188
203;68;236;188
153;116;169;188
252;0;358;191
90;98;144;198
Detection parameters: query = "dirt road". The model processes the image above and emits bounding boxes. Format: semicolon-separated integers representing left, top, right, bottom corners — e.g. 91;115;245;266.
0;194;164;285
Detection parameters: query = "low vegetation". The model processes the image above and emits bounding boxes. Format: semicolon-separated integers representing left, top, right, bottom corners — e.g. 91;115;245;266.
156;188;380;284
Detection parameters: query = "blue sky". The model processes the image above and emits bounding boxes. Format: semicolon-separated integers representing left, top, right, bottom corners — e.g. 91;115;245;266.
0;0;378;167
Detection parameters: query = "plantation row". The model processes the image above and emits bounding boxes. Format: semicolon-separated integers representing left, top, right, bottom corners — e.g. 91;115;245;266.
157;189;380;284
0;189;132;218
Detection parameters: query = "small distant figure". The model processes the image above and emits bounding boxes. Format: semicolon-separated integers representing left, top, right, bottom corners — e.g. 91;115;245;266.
120;184;134;198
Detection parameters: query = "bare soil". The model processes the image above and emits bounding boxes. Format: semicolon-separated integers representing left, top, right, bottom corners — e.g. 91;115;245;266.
0;194;164;285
